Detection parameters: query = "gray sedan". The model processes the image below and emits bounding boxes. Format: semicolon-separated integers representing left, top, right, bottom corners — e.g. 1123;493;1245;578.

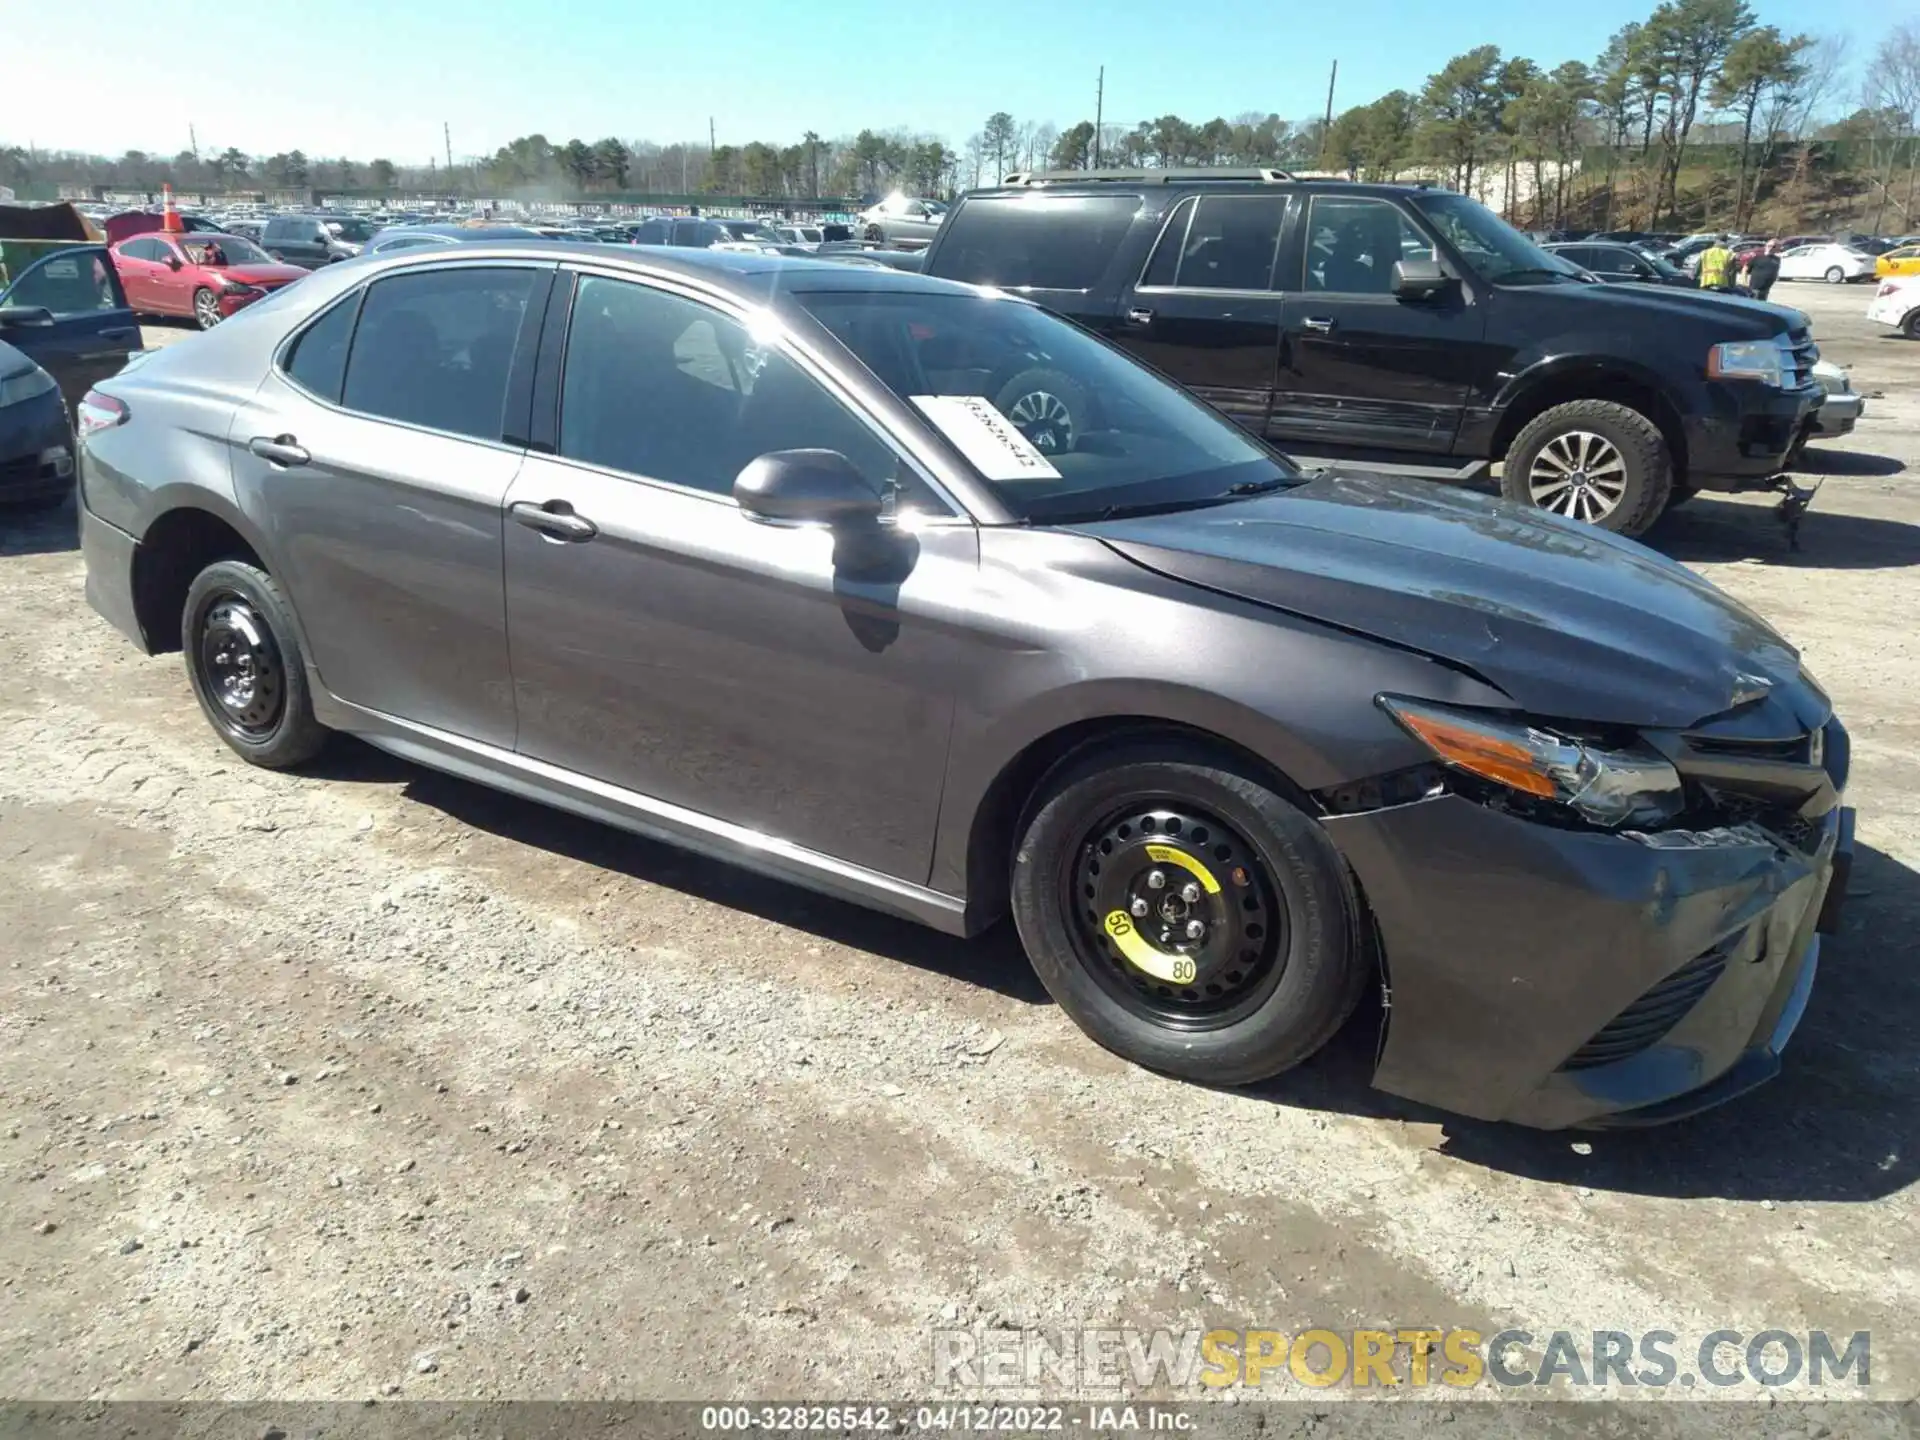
72;244;1850;1127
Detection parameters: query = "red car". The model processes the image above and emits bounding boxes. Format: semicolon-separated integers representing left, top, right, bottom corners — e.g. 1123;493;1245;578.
109;232;307;330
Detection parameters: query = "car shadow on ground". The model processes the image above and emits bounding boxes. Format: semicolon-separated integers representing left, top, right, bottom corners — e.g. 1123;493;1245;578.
304;739;1917;1202
301;736;1051;1005
1248;841;1920;1204
0;496;77;556
1650;492;1920;569
1795;447;1906;478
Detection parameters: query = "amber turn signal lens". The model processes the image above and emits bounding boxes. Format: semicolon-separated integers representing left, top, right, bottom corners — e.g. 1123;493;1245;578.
1389;707;1559;798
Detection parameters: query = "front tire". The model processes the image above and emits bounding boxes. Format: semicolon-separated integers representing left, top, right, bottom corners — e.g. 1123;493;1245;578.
1501;399;1673;535
864;224;885;245
1011;739;1365;1086
1903;310;1920;340
182;560;329;769
192;287;221;330
1824;266;1845;284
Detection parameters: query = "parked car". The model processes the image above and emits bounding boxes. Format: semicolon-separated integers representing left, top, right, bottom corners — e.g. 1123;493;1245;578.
1799;358;1863;453
630;216;734;249
71;243;1853;1129
364;224;544;256
856;193;948;248
919;170;1823;536
1543;241;1694;287
1874;244;1920;279
111;232;307;329
0;339;73;506
262;214;374;268
0;243;143;409
1776;243;1876;285
1867;275;1920;339
773;224;826;249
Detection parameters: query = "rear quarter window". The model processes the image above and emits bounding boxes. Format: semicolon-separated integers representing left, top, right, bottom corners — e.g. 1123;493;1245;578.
934;194;1143;292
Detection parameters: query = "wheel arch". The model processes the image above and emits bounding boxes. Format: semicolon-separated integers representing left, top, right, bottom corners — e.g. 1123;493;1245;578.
948;709;1321;935
131;499;267;654
1490;361;1690;481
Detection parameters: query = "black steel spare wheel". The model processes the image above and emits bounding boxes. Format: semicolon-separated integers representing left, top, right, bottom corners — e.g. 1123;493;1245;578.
1074;805;1284;1028
199;594;284;736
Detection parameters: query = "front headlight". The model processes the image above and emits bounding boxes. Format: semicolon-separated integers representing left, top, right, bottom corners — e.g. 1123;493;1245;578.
1380;697;1683;829
1706;338;1788;384
0;367;57;408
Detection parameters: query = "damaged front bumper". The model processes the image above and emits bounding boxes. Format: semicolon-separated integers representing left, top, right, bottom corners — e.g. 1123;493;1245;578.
1323;793;1852;1130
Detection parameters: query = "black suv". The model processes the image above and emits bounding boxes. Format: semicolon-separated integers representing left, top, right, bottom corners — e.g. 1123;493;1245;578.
920;170;1823;535
262;214;373;268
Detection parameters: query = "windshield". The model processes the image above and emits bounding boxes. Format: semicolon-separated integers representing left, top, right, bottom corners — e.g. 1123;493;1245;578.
1411;192;1579;284
792;290;1295;523
185;236;273;266
325;218;373;241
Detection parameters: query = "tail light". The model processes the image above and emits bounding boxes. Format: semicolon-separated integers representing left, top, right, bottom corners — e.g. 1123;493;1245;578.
75;390;129;438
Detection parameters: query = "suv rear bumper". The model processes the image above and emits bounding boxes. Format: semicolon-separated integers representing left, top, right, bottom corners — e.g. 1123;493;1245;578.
1685;382;1822;490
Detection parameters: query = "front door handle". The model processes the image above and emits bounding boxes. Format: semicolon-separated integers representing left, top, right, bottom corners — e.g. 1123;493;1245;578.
1126;307;1154;325
248;434;309;467
510;499;598;543
99;327;137;341
1301;316;1337;334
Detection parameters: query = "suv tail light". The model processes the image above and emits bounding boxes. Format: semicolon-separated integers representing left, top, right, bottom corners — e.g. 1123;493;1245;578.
76;390;129;438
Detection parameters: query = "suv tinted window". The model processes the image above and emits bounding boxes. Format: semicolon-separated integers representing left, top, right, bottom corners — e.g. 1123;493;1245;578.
282;294;361;402
339;267;538;441
934;194;1141;291
633;219;670;244
1141;195;1286;291
1304;195;1434;293
558;276;907;500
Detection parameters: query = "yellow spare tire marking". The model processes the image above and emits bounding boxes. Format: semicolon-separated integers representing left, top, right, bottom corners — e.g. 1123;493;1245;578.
1103;910;1198;985
1144;844;1221;894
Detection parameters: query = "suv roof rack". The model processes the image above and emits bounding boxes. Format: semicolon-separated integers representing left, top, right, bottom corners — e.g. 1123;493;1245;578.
1000;167;1300;186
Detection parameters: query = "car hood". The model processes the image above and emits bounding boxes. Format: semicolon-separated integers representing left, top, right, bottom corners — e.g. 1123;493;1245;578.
0;337;35;382
1514;276;1801;335
218;263;308;286
1071;473;1805;729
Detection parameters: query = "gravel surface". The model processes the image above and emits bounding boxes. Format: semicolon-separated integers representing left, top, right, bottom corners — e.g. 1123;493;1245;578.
1;284;1916;1406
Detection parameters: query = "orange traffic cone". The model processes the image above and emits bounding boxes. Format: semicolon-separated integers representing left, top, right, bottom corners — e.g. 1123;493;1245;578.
161;184;183;234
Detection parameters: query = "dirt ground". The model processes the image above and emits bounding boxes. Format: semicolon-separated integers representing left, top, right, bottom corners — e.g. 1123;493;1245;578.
2;281;1917;1408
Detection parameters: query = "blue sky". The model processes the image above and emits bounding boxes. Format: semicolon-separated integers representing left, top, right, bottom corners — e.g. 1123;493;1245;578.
12;0;1886;163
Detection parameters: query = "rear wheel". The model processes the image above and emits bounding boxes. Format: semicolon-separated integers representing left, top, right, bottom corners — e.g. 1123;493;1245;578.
864;223;885;244
192;287;221;330
1904;310;1920;340
1824;266;1845;284
1011;739;1365;1086
1501;399;1672;536
993;368;1092;456
182;560;329;769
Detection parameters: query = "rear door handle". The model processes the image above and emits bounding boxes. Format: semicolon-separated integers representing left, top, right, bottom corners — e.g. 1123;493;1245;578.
1301;316;1336;334
248;434;309;467
1126;307;1154;325
510;499;598;542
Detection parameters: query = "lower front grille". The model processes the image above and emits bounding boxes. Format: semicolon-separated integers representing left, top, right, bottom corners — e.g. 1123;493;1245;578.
1559;945;1732;1071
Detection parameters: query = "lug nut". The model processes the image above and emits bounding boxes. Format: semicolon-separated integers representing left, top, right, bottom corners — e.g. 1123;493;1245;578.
1180;881;1201;903
1185;919;1206;940
1129;897;1150;918
1146;870;1166;891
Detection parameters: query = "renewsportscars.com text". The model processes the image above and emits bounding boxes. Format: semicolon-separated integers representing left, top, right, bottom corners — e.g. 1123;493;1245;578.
932;1327;1872;1391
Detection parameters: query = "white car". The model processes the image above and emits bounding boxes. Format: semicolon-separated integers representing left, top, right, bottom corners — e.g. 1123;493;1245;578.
1867;275;1920;339
1777;243;1876;284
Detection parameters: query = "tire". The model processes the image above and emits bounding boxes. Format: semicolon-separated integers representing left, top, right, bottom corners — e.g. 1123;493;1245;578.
993;367;1093;456
192;287;221;330
1011;739;1366;1087
1500;399;1673;536
181;560;329;769
1824;266;1845;285
1904;310;1920;341
864;223;885;245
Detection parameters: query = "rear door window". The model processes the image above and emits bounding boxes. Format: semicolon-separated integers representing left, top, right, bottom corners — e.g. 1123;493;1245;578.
933;194;1142;291
1140;195;1287;291
282;294;362;403
339;267;540;441
3;248;126;314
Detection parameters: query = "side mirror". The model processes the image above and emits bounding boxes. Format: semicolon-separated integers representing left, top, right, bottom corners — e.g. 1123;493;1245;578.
1392;257;1447;300
734;449;884;527
0;305;54;329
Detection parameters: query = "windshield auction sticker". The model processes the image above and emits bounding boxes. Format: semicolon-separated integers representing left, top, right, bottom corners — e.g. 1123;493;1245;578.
912;395;1062;482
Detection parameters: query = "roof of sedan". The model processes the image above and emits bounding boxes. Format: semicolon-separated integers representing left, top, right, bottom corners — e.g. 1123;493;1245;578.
370;240;979;297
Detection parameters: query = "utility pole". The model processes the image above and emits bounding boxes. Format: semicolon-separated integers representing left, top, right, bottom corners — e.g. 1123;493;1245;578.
1093;67;1104;170
443;122;454;191
189;124;199;162
1323;60;1338;136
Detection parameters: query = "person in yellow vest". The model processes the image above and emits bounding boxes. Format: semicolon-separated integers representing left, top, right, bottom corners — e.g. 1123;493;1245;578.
1697;235;1734;291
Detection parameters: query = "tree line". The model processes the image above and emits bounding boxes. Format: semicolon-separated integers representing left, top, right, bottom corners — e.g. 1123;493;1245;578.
4;9;1914;231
